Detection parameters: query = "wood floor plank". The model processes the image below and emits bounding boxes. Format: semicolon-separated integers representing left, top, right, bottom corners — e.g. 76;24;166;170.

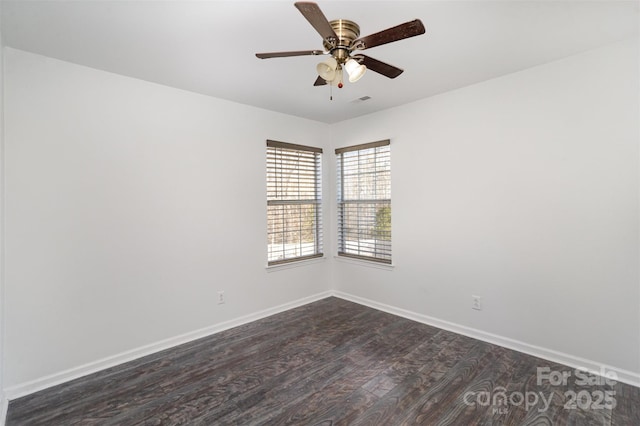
611;377;640;426
6;297;640;425
470;349;538;425
348;336;484;425
263;318;437;425
430;346;514;425
395;341;496;425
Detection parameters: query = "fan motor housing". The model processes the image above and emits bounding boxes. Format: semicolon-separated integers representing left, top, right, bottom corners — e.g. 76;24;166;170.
324;19;360;63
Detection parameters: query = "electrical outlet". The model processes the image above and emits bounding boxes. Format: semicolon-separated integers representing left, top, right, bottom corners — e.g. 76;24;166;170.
472;295;482;311
217;291;225;305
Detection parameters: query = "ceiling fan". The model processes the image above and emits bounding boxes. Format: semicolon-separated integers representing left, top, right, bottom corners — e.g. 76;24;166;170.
255;2;426;87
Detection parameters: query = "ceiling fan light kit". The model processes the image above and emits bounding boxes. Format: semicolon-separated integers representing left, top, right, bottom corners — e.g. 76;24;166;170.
255;2;426;88
344;58;366;83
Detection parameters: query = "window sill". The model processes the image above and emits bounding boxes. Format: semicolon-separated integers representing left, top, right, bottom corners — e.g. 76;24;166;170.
333;255;395;271
266;256;327;272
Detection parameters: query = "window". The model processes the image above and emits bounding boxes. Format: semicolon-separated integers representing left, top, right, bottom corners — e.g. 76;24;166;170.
267;140;323;265
336;140;391;264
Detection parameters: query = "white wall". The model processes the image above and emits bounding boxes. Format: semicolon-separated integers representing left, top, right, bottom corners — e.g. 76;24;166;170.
3;37;639;396
331;39;640;377
3;48;331;389
0;0;6;417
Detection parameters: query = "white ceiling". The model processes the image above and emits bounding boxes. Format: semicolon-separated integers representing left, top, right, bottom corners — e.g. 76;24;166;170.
2;0;638;123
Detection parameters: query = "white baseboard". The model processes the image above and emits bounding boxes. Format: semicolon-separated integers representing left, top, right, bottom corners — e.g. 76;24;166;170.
332;290;640;388
4;291;332;401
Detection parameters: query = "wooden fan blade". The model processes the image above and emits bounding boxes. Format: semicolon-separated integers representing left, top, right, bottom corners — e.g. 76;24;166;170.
352;19;425;51
256;50;324;59
313;76;327;86
357;55;404;79
294;2;338;45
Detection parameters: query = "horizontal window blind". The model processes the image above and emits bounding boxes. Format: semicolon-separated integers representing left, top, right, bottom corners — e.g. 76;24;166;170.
267;140;323;265
336;140;391;264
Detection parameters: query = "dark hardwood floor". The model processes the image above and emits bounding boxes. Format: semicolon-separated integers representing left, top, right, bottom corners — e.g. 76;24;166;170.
6;297;640;425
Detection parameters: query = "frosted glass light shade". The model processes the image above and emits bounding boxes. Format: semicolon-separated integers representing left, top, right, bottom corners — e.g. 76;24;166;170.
344;58;366;83
316;57;338;82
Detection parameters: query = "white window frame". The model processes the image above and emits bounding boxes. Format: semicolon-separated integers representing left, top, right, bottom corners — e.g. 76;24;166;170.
336;140;391;264
267;140;323;265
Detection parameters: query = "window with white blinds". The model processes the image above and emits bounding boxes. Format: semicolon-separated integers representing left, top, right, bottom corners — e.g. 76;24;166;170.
336;140;391;264
267;140;323;265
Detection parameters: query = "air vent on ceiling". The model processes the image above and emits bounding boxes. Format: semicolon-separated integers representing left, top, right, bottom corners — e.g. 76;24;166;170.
351;96;372;103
